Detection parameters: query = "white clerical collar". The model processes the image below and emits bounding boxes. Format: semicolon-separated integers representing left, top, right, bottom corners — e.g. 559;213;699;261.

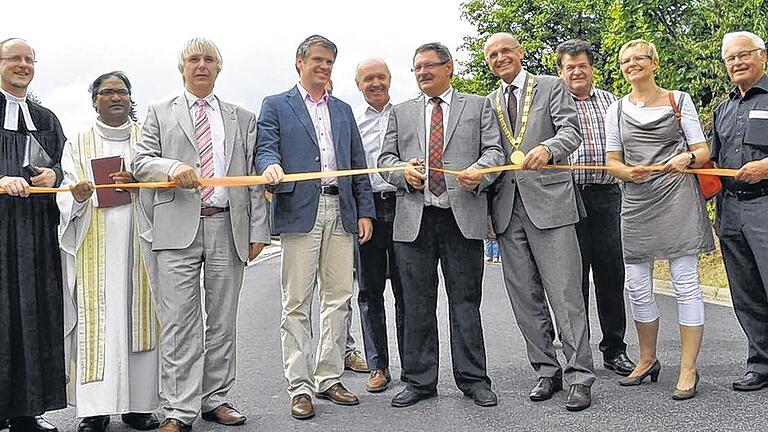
0;87;37;131
94;118;132;141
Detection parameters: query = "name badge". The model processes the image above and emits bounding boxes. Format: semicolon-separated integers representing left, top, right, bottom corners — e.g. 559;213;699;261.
748;110;768;119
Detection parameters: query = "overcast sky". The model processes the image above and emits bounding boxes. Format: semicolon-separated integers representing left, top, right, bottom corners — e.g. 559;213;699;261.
5;0;477;138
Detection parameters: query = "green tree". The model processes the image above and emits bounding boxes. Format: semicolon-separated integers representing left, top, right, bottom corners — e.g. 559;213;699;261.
456;0;768;124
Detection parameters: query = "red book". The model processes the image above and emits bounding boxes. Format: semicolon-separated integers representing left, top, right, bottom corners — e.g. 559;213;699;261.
90;156;131;208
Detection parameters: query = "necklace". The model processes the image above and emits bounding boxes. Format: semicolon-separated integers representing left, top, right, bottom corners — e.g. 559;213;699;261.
495;75;535;165
632;87;662;108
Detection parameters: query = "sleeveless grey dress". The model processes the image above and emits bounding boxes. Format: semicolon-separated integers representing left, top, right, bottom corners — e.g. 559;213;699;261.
617;98;715;264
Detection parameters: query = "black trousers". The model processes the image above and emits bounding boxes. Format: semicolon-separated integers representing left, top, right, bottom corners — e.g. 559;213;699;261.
358;194;405;370
574;184;627;359
393;206;491;394
719;193;768;375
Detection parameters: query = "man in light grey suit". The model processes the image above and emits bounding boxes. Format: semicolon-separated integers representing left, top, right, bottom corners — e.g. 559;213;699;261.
378;42;504;408
132;38;271;432
483;32;594;411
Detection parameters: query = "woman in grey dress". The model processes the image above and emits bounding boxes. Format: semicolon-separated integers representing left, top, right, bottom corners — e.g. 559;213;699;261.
604;39;714;400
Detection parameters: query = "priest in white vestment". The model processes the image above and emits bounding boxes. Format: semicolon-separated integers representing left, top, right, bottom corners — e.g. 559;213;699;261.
58;72;161;432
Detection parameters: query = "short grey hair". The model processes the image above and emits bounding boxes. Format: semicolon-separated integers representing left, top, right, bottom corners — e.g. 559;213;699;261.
722;31;766;59
177;38;222;73
0;37;35;58
295;35;337;74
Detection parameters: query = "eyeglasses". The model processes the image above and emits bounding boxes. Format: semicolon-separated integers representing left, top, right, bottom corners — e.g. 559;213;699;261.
97;88;130;97
619;55;652;65
723;48;763;65
411;60;449;73
0;55;36;64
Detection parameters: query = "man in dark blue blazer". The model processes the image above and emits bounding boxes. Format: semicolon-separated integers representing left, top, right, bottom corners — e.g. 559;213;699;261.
255;34;375;421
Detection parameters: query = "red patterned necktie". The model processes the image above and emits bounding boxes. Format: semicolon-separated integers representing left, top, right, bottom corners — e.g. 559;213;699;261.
194;98;214;202
428;96;446;196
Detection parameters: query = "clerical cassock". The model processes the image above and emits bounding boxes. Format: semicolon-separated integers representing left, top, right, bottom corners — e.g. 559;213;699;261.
0;90;67;420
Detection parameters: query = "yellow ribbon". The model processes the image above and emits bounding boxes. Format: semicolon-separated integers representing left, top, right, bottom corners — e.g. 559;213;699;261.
0;164;740;195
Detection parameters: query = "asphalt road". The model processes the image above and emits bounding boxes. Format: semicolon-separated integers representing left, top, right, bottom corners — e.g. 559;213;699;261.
45;254;768;431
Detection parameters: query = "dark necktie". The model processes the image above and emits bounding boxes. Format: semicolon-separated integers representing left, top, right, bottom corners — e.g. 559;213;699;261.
428;96;446;197
507;84;518;134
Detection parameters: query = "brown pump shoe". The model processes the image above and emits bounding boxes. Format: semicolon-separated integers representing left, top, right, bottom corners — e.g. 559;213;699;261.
290;394;315;420
366;368;392;393
317;383;360;405
201;403;246;426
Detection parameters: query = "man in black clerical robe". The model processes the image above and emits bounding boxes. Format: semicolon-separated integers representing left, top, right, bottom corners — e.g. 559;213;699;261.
0;38;66;432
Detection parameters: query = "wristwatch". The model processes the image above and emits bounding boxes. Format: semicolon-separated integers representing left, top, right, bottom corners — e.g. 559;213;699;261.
687;152;697;168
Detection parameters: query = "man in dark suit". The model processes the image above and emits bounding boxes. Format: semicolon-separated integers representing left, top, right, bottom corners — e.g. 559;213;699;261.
483;32;594;411
378;42;504;408
255;34;375;420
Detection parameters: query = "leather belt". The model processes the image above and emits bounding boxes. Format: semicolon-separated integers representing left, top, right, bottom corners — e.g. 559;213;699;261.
201;207;229;217
725;187;768;201
374;191;396;200
321;185;339;195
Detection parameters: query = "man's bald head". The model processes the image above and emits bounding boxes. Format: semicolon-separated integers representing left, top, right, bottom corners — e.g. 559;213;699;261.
483;32;525;83
355;58;391;112
0;38;36;97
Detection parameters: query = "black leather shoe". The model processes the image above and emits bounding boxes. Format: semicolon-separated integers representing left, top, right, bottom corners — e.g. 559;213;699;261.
77;416;109;432
121;413;160;430
8;416;58;432
464;387;498;407
529;376;563;401
733;371;768;392
391;388;437;407
604;352;636;376
566;384;591;411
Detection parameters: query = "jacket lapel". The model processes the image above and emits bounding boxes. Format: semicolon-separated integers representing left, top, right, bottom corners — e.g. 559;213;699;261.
172;95;196;150
286;86;319;148
443;89;465;147
219;100;237;172
415;95;426;156
517;74;538;133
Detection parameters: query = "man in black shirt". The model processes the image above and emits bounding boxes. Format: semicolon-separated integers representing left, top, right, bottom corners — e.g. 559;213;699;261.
711;31;768;392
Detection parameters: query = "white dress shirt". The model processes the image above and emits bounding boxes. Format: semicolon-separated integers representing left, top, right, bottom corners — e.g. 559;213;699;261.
297;83;337;186
184;90;229;208
355;102;395;193
1;87;37;131
501;69;528;116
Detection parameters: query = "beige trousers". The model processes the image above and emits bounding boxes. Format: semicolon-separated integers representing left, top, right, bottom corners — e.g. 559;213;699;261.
280;195;354;397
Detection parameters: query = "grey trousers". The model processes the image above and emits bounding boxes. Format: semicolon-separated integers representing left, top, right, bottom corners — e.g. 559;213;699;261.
497;195;595;386
155;212;244;424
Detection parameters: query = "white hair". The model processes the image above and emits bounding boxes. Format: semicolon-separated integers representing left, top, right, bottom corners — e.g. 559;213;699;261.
722;31;766;58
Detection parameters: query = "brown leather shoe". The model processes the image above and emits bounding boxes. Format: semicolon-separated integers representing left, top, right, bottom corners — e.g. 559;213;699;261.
156;418;190;432
344;350;369;373
291;394;315;420
317;383;360;405
201;402;246;426
366;368;391;393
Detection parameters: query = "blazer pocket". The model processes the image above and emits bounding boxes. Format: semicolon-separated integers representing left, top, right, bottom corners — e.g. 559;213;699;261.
540;171;572;186
154;189;175;205
271;182;295;194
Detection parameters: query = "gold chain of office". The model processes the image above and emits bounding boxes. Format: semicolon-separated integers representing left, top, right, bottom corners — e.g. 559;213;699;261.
495;75;535;165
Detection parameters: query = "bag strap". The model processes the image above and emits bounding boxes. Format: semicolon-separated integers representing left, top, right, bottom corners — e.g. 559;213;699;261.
668;91;688;145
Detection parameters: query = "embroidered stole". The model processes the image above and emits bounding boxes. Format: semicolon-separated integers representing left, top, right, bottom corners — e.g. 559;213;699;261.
74;123;157;384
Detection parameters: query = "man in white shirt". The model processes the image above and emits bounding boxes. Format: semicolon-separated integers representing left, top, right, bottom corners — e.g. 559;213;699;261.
354;59;405;393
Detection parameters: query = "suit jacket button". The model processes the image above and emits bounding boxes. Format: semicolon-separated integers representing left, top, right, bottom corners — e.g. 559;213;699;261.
315;156;320;162
195;162;200;167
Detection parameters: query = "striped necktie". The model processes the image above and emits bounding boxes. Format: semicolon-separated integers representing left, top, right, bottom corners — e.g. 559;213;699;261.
194;98;214;202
